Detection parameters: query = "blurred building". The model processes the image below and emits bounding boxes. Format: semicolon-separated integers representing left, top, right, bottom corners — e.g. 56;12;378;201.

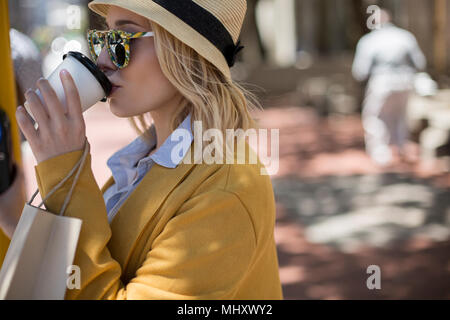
235;0;450;119
252;0;447;76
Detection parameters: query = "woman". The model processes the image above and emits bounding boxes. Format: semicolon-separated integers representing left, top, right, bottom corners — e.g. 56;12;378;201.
11;0;283;299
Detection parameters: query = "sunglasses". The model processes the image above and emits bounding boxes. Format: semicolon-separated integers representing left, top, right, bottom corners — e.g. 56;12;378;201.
87;29;154;69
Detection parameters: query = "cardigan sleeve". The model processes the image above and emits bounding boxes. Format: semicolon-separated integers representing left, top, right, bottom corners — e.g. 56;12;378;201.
34;149;257;300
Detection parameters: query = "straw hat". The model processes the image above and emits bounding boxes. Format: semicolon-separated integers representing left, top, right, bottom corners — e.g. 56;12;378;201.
88;0;247;80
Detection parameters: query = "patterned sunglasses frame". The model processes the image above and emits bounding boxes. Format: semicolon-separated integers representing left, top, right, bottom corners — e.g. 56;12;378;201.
87;29;154;69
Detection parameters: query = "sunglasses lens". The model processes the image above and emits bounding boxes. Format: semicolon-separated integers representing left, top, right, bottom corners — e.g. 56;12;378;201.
108;31;126;67
114;44;126;66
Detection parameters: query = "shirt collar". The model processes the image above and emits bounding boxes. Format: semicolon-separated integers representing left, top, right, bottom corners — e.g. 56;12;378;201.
107;112;193;176
150;112;194;168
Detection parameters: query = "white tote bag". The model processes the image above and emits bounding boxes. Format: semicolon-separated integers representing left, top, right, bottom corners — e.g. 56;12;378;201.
0;141;90;300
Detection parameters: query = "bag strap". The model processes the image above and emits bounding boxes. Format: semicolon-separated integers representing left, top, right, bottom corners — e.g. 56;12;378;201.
28;139;90;216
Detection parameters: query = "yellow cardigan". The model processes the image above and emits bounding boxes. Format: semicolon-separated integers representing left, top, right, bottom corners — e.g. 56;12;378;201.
34;138;283;300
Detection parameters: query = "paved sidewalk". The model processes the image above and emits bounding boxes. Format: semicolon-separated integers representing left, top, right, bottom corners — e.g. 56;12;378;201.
260;105;450;299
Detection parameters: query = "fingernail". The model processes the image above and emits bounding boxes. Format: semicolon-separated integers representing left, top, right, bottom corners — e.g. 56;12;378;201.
61;69;69;77
16;106;24;116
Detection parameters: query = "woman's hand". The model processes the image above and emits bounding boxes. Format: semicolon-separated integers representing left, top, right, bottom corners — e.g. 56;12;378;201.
15;70;87;165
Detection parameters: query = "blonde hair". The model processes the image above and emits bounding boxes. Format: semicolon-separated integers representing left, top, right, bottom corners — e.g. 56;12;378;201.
127;21;263;153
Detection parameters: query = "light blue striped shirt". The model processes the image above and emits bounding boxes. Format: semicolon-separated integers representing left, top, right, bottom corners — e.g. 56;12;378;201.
103;112;193;223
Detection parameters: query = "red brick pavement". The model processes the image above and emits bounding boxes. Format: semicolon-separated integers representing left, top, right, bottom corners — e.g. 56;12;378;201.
260;105;450;299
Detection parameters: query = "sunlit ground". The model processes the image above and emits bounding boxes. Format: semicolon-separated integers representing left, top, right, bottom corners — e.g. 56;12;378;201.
258;105;450;299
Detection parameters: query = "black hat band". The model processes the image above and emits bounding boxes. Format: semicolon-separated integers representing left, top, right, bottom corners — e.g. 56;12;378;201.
152;0;244;67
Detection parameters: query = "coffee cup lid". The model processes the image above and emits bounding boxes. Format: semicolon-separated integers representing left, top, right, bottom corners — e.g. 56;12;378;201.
63;51;112;99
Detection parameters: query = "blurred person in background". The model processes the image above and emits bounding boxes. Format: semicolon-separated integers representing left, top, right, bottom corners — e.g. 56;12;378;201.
352;8;426;166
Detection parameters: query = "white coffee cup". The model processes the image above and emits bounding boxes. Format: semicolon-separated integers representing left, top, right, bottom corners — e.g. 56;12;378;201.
24;51;112;122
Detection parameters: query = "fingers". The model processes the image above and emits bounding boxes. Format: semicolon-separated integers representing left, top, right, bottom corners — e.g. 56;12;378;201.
36;77;66;121
15;105;38;147
60;70;82;120
23;89;49;132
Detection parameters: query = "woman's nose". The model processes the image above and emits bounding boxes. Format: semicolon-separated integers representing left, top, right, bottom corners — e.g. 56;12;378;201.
96;46;117;73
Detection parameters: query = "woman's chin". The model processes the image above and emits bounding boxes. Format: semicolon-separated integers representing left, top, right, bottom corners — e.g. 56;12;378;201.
109;100;130;118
